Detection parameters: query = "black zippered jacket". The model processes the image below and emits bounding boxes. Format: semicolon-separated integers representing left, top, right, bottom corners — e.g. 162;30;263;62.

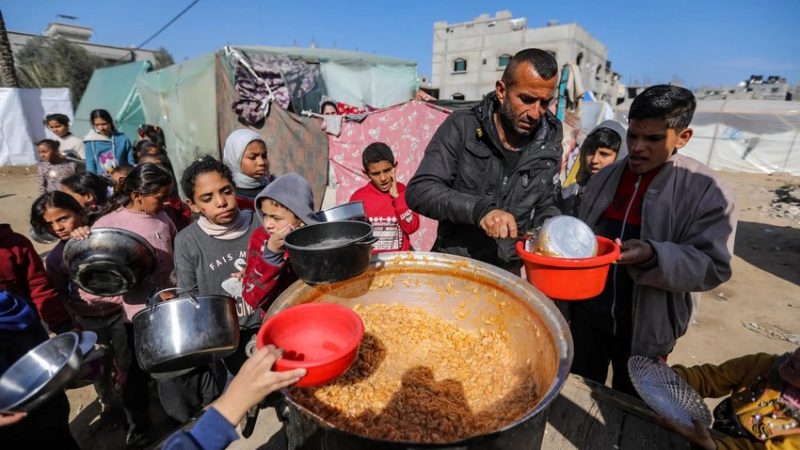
407;93;563;269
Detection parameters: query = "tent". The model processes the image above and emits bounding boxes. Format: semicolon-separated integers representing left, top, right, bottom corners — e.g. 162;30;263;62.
74;61;152;142
135;46;420;200
0;88;74;166
615;99;800;176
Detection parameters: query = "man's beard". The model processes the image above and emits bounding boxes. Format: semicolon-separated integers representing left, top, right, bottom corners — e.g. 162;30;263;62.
498;99;536;138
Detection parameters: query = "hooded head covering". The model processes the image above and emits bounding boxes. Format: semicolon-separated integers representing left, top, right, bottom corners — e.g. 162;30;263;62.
577;120;628;184
254;173;319;226
222;129;268;190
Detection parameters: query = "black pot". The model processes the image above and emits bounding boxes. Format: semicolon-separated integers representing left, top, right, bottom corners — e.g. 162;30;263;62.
284;221;378;284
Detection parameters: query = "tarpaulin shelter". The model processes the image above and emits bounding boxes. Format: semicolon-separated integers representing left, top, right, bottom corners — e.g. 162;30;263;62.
0;88;73;166
327;100;449;252
135;46;419;201
74;61;152;142
616;99;800;176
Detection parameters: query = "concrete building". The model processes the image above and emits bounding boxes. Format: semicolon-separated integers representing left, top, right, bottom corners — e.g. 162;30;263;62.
695;75;796;101
8;22;161;64
431;11;623;103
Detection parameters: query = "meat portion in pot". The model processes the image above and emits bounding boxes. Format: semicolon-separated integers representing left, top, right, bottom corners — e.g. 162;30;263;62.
288;303;539;443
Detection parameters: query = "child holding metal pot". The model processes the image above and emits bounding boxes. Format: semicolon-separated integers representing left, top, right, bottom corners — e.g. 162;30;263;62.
161;345;306;450
30;191;128;416
241;172;319;312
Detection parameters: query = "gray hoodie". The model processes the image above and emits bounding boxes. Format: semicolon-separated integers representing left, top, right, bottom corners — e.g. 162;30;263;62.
253;173;319;226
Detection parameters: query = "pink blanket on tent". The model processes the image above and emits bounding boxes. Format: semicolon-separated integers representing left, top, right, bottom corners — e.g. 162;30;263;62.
327;100;450;252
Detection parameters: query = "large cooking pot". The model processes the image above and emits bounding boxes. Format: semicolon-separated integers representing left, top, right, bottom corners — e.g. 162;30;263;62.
63;228;157;296
0;332;82;412
314;201;367;223
133;289;240;373
264;252;573;450
284;221;378;284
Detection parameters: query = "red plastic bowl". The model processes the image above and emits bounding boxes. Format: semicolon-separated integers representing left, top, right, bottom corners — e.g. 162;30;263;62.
516;236;621;301
256;303;364;387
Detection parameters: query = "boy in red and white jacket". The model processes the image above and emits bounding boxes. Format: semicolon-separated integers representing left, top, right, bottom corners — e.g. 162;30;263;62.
349;142;420;253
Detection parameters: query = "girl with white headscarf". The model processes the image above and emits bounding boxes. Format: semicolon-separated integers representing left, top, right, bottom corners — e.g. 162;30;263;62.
222;129;275;210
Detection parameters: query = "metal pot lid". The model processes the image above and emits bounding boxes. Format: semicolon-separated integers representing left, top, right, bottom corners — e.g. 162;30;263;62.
628;355;712;430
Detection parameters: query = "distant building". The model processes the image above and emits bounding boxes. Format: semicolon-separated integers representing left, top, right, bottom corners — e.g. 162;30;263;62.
7;22;161;64
695;75;796;101
431;11;624;103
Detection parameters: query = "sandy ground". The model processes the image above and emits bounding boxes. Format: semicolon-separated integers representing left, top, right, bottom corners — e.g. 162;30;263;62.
0;167;797;449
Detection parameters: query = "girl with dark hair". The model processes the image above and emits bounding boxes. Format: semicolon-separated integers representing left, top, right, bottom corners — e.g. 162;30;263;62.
36;139;76;194
30;192;126;415
60;172;112;222
83;109;135;177
134;139;162;163
136;124;166;153
138;152;192;231
175;156;263;375
70;163;176;445
45;113;85;159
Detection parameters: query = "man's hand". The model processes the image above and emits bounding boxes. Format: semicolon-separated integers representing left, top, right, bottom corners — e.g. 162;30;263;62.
266;224;296;254
616;238;654;265
479;209;518;239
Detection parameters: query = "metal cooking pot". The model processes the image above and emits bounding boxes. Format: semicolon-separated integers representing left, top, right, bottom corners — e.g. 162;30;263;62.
315;201;367;223
284;221;378;285
63;228;157;296
0;332;82;412
133;288;240;373
263;252;573;449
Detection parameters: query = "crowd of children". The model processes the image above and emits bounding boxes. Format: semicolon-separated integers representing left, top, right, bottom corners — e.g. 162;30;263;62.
1;78;796;450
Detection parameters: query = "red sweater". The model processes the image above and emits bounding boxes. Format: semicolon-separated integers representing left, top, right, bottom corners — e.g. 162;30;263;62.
0;224;72;331
241;227;297;312
349;182;420;252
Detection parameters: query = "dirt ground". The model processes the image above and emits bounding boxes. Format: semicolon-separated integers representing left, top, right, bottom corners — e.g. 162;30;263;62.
0;167;797;449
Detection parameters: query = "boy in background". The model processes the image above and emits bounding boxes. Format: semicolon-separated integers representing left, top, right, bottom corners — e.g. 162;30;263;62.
570;85;738;395
350;142;420;253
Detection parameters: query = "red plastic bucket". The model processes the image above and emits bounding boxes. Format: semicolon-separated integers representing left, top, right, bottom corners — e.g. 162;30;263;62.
256;303;364;387
516;236;621;301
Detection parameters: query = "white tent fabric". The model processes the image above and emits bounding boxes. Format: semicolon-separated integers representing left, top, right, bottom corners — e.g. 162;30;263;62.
615;99;800;175
0;88;73;166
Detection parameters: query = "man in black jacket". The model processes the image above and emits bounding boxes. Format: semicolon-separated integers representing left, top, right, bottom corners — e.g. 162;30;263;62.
407;49;563;271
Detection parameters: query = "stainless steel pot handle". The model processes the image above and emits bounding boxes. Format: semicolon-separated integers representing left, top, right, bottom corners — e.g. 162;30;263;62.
147;287;198;308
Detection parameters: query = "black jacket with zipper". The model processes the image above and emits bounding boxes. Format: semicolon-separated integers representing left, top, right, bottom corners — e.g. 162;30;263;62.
407;92;563;269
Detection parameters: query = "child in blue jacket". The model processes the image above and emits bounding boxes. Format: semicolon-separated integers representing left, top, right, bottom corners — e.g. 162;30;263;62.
83;109;134;177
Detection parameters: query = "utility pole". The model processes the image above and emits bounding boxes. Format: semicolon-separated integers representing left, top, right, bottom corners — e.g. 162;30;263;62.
0;9;20;87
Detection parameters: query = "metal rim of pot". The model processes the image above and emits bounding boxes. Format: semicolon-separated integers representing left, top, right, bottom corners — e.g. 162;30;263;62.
266;252;574;447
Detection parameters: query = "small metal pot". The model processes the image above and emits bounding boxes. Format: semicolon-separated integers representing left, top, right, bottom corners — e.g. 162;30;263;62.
284;221;378;285
63;228;157;296
315;201;367;222
0;332;82;412
132;288;240;373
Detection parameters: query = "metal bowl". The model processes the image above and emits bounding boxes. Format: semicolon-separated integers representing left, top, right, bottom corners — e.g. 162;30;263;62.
315;201;367;223
63;228;158;296
0;332;81;412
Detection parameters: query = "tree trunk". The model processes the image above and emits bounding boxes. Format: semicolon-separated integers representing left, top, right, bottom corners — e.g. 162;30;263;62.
0;9;20;87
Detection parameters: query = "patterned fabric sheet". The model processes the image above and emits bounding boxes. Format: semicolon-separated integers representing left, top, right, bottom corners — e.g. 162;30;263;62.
327;100;450;252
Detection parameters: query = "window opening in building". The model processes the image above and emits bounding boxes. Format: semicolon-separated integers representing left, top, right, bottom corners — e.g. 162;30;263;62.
452;93;465;100
498;54;512;68
453;58;467;73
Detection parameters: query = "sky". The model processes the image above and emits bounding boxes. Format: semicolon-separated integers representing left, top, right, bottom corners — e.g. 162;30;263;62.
2;0;799;89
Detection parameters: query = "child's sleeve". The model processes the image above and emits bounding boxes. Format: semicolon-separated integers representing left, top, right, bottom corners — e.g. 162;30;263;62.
85;143;97;174
124;138;135;166
671;353;776;399
394;187;420;235
627;181;737;292
174;233;199;294
37;165;47;194
21;239;72;332
242;229;284;309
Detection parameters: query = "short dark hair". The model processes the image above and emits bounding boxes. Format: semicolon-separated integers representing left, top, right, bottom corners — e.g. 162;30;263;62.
581;127;622;155
45;113;70;127
362;142;395;170
320;101;337;114
181;155;234;201
30;191;84;237
134;139;162;162
629;85;696;130
36;139;60;151
501;48;558;87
